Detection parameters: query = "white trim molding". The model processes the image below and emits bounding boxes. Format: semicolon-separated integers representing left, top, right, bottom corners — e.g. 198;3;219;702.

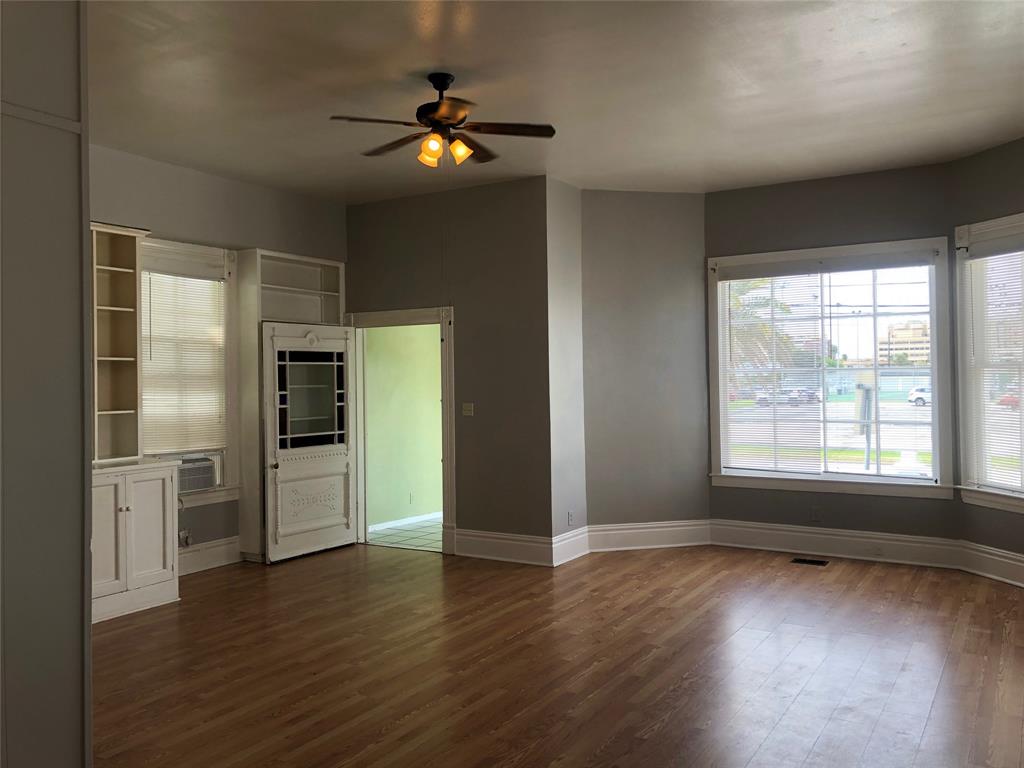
710;519;1024;589
455;528;557;566
92;579;179;623
960;487;1024;516
552;527;591;565
368;511;442;533
178;536;242;575
712;473;954;500
588;520;710;551
453;518;1024;589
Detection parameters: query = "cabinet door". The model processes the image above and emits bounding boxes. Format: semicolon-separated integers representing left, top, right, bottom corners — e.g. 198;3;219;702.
126;469;176;589
92;474;127;598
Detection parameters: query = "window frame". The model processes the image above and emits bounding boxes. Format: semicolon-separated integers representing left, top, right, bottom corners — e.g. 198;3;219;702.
707;236;953;498
139;238;240;507
956;212;1024;514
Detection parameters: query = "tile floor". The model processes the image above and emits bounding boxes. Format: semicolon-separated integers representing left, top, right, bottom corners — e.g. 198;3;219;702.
367;516;442;552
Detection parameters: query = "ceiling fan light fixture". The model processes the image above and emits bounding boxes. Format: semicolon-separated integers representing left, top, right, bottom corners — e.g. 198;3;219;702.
416;151;439;168
449;138;473;165
421;132;444;160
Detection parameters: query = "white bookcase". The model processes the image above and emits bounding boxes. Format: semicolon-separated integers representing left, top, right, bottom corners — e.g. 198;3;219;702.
92;222;149;465
237;249;345;560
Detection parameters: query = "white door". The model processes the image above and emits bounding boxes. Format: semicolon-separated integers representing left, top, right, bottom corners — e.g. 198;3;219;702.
263;323;357;562
92;474;127;598
125;468;176;589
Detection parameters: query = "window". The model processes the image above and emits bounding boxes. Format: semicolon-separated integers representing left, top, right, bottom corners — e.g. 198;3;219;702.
958;213;1024;506
709;238;951;495
141;271;227;459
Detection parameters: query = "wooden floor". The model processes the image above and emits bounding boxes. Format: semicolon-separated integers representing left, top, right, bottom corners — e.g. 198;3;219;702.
93;544;1024;768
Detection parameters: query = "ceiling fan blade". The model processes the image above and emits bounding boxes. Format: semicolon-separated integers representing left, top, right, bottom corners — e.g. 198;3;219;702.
433;96;475;123
453;132;498;163
462;122;556;138
362;132;427;157
330;115;420;127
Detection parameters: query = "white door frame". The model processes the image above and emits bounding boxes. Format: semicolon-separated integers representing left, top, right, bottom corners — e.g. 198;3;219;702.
348;307;456;554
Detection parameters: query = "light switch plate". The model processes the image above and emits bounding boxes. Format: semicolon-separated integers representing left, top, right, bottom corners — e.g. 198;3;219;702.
462;402;475;417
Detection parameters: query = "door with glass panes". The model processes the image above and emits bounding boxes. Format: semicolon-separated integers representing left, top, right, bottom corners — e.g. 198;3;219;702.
262;323;356;562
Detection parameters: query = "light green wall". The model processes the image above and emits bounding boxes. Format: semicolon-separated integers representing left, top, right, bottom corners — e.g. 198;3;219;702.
365;324;443;526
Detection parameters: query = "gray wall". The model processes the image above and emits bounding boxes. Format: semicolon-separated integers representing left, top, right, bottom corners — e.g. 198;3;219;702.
2;1;89;765
180;501;239;544
546;179;588;536
347;177;554;537
582;191;709;525
89;144;346;261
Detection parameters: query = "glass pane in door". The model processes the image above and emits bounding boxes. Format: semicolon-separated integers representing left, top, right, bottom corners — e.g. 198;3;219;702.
276;350;337;448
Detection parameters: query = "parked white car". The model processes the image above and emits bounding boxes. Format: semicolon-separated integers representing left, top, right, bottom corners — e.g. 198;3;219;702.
907;386;932;406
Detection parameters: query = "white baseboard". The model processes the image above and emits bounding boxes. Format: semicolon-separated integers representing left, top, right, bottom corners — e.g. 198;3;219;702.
179;536;242;575
450;517;1024;588
92;579;179;623
588;519;710;551
455;528;558;566
552;527;590;566
368;512;442;533
710;518;1024;589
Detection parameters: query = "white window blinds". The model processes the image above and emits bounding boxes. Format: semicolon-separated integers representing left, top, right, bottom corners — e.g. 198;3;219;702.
141;272;227;454
717;265;937;480
960;248;1024;495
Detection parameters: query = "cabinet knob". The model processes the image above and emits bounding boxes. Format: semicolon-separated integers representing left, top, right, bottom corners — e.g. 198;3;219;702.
126;505;132;512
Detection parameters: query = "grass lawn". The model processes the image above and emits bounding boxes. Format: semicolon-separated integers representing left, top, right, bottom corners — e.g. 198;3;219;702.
730;444;932;466
991;455;1022;470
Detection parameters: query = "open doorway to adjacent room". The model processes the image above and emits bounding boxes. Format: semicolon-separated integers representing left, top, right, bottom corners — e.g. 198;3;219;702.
353;308;455;554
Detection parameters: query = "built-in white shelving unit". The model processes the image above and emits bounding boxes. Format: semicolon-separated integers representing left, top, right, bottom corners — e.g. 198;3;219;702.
237;249;345;561
257;252;342;326
92;222;149;465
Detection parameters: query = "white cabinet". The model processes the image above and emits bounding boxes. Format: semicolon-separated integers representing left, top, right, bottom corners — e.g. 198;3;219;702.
91;473;127;598
126;468;176;589
92;461;179;622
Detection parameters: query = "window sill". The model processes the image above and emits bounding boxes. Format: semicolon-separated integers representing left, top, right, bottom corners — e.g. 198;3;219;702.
711;472;954;499
960;487;1024;515
180;485;240;509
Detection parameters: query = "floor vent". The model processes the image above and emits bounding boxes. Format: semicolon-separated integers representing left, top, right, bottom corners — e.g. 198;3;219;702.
791;557;829;567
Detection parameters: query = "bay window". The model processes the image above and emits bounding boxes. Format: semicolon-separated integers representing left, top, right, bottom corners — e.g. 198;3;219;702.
708;238;952;496
958;213;1024;510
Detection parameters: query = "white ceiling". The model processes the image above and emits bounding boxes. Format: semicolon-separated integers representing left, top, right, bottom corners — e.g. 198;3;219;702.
88;1;1024;204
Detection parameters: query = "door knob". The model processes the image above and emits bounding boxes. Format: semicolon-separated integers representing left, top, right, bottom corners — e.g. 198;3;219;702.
273;462;280;470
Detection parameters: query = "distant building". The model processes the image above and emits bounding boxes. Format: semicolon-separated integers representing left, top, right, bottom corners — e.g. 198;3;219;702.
878;320;930;365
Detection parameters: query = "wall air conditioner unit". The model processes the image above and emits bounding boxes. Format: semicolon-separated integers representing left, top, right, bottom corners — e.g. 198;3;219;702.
178;455;220;494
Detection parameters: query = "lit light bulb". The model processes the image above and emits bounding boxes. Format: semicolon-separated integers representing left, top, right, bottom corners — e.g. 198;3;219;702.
416;151;439;168
420;133;444;163
449;138;473;165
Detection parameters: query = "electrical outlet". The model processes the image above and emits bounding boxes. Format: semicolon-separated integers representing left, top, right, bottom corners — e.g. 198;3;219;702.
178;529;193;548
568;510;575;526
462;402;475;417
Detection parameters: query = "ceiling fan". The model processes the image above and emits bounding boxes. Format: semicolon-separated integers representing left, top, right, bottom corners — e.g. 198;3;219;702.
330;72;556;167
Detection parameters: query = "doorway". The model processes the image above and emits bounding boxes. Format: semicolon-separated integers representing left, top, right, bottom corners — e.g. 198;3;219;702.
352;308;455;554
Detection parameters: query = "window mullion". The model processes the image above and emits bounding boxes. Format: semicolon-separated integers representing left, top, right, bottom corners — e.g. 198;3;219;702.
872;270;882;475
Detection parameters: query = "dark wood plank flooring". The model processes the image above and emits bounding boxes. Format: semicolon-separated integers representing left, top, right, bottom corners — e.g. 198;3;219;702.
93;544;1024;767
